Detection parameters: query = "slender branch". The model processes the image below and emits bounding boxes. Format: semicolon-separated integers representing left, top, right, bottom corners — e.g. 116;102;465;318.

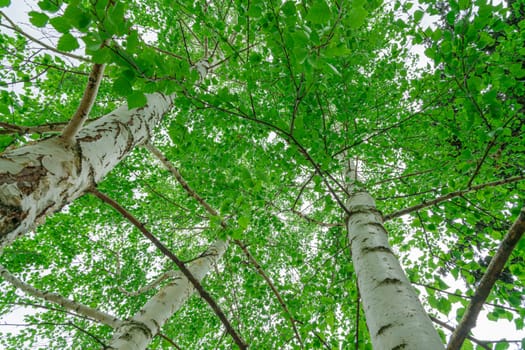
384;175;525;221
6;301;102;324
236;240;304;348
89;188;247;349
145;143;221;220
291;173;315;211
430;316;490;350
413;282;520;313
61;63;106;143
0;11;88;62
147;143;304;347
0;264;122;328
465;116;515;188
158;332;183;349
447;207;525;350
0;321;108;347
290;209;342;227
370;167;440;186
187;94;351;216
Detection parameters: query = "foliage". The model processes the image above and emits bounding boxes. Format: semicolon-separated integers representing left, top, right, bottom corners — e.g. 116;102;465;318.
0;0;524;349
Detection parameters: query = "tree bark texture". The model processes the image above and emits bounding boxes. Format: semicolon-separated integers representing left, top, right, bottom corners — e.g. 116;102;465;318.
0;93;173;248
108;239;228;350
346;190;444;350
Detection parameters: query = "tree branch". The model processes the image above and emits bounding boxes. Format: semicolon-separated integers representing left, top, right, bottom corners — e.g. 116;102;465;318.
429;316;490;350
446;207;525;350
384;175;525;221
236;240;305;348
0;11;88;62
413;282;520;313
147;143;304;347
0;264;122;328
61;63;106;143
89;188;247;349
145;143;221;220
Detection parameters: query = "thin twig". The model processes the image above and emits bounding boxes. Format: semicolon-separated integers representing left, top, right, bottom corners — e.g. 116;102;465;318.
0;11;88;62
384;175;525;221
157;332;183;349
430;316;489;350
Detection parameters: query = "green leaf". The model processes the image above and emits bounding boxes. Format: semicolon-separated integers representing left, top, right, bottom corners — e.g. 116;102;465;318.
50;16;72;33
231;227;244;239
126;30;140;53
324;45;351;57
306;0;331;24
0;103;9;114
64;5;91;31
247;5;262;18
0;0;10;7
458;0;470;10
38;0;60;12
348;6;368;28
281;1;296;16
509;64;525;79
238;216;250;230
57;33;79;52
414;10;424;23
113;77;133;96
127;91;148;109
28;11;49;27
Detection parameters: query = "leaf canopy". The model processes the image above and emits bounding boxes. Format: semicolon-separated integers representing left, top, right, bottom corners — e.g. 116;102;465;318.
0;0;524;349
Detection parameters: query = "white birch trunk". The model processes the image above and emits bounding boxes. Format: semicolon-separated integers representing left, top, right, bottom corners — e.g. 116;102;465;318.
0;93;174;248
108;239;228;350
345;161;444;349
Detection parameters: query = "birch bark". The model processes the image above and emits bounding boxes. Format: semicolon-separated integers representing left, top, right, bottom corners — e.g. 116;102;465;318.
345;160;444;350
108;239;228;350
0;93;174;248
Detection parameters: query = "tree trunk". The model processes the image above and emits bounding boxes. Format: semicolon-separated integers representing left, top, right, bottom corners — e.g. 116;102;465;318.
0;93;173;248
345;161;444;349
108;239;228;350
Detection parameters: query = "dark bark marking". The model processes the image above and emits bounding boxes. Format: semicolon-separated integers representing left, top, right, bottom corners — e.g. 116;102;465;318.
362;246;393;255
77;133;103;142
119;320;153;339
379;277;403;286
377;323;393;335
0;204;26;236
347;205;383;217
114;120;134;154
0;165;47;195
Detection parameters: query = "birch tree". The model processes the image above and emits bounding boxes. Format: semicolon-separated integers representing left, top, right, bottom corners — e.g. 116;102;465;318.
0;0;524;349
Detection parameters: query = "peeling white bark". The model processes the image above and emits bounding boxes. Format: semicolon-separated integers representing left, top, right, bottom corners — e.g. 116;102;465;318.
0;93;174;248
108;239;228;350
345;161;443;350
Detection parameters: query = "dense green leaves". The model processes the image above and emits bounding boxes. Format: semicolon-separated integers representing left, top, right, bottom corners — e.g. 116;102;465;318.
0;0;524;348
